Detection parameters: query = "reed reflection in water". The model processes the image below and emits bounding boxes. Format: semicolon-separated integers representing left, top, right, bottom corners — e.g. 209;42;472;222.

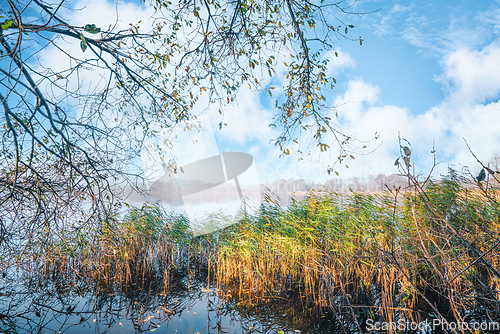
0;271;338;334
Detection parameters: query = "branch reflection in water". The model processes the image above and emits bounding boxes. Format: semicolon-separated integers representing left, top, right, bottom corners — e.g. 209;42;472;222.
0;269;339;334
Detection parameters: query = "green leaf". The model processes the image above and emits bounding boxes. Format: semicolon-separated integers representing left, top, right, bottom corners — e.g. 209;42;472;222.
79;34;87;52
84;24;101;34
1;19;13;30
348;24;354;28
345;27;348;34
394;158;399;166
403;156;410;168
403;146;411;156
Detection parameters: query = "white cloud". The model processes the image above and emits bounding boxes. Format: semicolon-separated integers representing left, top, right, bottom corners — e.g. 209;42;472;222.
208;86;275;145
326;39;500;179
333;79;381;121
390;4;414;14
437;42;500;106
398;4;500;57
401;26;445;56
327;79;415;178
210;44;358;147
324;49;357;77
39;0;155;77
479;7;500;35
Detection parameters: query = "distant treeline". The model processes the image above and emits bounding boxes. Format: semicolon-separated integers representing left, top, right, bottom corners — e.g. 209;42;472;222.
260;174;408;204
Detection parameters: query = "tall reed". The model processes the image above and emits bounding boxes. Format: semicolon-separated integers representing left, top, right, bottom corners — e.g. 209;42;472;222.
216;169;500;329
15;167;500;332
32;203;215;293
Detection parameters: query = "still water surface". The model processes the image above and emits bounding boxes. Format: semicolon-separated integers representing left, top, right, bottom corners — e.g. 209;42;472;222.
0;273;338;334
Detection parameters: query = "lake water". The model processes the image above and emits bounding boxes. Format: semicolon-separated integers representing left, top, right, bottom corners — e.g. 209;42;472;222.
0;272;341;334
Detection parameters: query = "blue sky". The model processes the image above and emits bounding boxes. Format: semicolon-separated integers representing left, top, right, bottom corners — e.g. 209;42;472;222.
342;0;494;114
40;0;500;187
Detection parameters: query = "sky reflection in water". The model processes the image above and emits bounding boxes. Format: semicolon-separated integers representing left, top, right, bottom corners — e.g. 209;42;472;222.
0;273;338;334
